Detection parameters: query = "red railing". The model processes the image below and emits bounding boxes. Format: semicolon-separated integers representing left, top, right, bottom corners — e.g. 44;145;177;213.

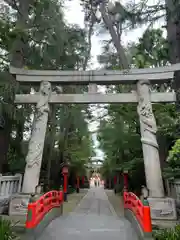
123;191;152;233
26;190;63;229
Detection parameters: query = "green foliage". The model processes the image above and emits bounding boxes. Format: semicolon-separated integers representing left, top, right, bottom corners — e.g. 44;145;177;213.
130;29;169;68
98;28;178;190
0;0;178;191
153;225;180;240
0;0;93;183
0;218;17;240
7;146;26;174
167;139;180;163
163;139;180;179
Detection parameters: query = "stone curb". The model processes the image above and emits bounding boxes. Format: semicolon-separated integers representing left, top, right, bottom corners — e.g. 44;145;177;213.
104;191;118;217
124;209;154;240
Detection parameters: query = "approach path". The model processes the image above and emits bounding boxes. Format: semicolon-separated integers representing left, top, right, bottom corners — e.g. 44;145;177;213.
38;186;138;240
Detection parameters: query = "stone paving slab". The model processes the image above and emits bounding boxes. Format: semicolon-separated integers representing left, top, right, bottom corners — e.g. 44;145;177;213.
38;187;139;240
63;189;88;215
105;189;124;217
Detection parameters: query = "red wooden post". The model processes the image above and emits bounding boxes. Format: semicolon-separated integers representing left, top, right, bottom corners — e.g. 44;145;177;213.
63;174;68;191
62;166;68;201
76;176;80;193
143;205;152;233
123;171;128;191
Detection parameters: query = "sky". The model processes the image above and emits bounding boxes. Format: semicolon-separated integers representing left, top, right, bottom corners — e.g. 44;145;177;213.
64;0;165;68
64;0;148;68
64;0;165;161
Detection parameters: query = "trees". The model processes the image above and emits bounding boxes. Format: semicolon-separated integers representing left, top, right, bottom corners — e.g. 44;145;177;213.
98;28;179;191
1;0;180;192
163;139;180;179
81;0;180;192
0;0;93;189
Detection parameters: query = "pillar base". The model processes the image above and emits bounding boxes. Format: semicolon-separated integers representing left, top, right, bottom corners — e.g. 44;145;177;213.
63;192;67;202
76;188;80;193
147;197;177;220
9;193;31;216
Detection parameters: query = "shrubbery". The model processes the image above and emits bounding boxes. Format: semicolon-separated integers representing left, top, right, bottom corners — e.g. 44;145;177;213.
153;225;180;240
0;218;17;240
163;139;180;179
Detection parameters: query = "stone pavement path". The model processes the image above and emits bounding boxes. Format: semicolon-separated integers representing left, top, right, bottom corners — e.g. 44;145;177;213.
38;186;139;240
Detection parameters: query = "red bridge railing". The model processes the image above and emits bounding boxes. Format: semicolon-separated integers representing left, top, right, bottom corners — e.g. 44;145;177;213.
123;191;152;233
26;190;63;229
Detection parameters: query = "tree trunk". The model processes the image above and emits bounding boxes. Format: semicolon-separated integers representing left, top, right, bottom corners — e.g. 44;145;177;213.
166;0;180;64
99;2;129;69
166;0;180;113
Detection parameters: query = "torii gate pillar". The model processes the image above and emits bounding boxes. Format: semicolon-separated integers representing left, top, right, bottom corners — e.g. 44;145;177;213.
137;80;164;198
137;80;177;221
22;81;52;193
9;81;51;216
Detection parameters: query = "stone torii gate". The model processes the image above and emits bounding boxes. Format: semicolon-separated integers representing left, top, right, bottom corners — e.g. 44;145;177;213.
9;64;180;220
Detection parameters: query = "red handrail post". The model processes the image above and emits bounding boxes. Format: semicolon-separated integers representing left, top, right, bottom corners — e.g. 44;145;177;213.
26;203;36;229
123;191;152;235
143;205;152;233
